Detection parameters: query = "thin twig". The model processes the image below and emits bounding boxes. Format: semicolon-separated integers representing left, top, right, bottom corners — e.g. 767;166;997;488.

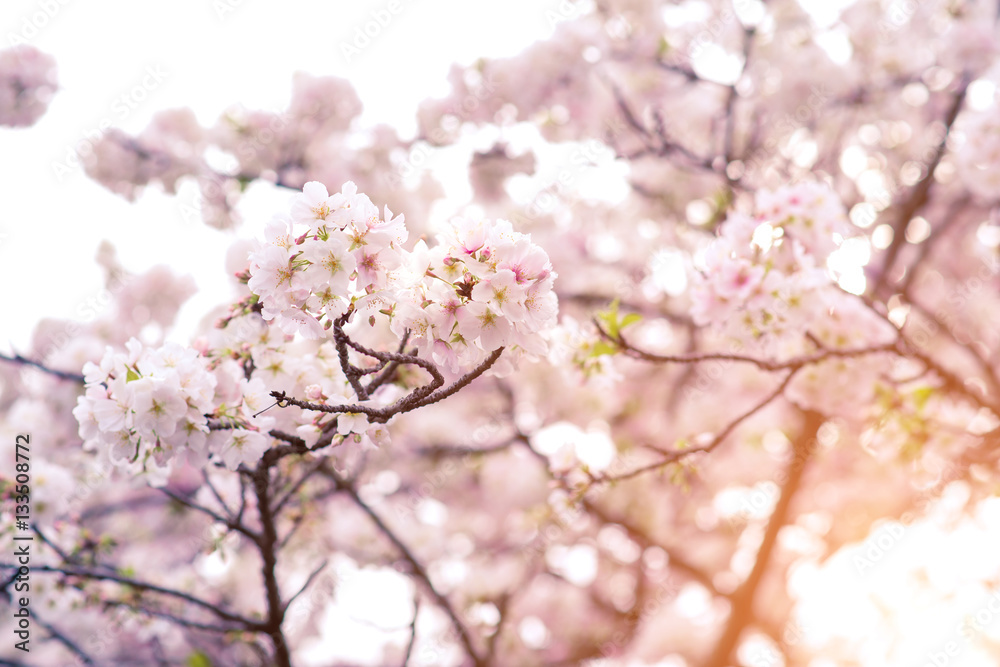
595;318;899;372
593;372;796;485
0;351;86;383
0;564;264;629
158;487;259;542
326;466;485;667
402;598;420;667
283;560;329;613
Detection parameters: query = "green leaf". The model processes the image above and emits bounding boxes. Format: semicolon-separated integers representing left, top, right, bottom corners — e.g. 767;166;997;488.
596;299;641;339
597;299;621;339
912;386;934;413
125;367;140;382
187;651;213;667
589;341;619;358
658;37;672;59
620;313;642;330
707;188;734;229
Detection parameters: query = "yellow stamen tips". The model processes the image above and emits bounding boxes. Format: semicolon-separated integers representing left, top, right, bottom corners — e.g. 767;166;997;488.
350;230;367;248
315;287;337;307
479;309;497;327
277;266;294;287
322;254;342;275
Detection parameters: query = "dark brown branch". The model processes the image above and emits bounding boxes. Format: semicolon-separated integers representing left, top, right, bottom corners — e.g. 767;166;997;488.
605;78;655;147
277;509;311;552
0;351;86;383
722;25;757;165
325;466;485;667
702;410;823;667
336;319;444;392
872;74;970;298
594;371;795;485
283;560;329;613
583;498;719;596
407;347;504;410
903;298;1000;406
270;347;503;423
251;463;292;667
484;592;512;665
273;459;328;515
596;318;900;372
260;428;346;468
334;313;370;400
158;487;259;542
2;564;264;630
402;598;420;667
30;610;96;665
902;340;1000;416
896;195;971;296
414;436;519;458
202;469;234;517
366;331;411;394
99;598;245;633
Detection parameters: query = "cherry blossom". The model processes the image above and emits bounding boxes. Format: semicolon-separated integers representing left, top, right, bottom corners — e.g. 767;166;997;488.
246;181;559;375
0;45;57;128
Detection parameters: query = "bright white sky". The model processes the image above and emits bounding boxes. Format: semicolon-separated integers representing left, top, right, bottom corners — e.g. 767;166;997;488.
0;0;572;352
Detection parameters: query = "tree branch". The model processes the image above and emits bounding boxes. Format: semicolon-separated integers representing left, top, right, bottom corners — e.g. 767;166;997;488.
0;351;86;383
1;563;263;630
593;371;795;485
270;347;503;423
596;318;900;372
251;463;292;667
702;409;823;667
325;465;485;667
872;74;970;298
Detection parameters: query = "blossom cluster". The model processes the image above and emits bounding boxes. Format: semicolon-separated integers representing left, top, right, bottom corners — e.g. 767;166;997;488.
211;72;362;184
689;181;854;340
68;182;559;481
0;45;57;128
72;338;275;481
956;103;1000;201
83;109;205;203
689;181;897;413
76;72;437;232
248;181;559;374
783;290;896;415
